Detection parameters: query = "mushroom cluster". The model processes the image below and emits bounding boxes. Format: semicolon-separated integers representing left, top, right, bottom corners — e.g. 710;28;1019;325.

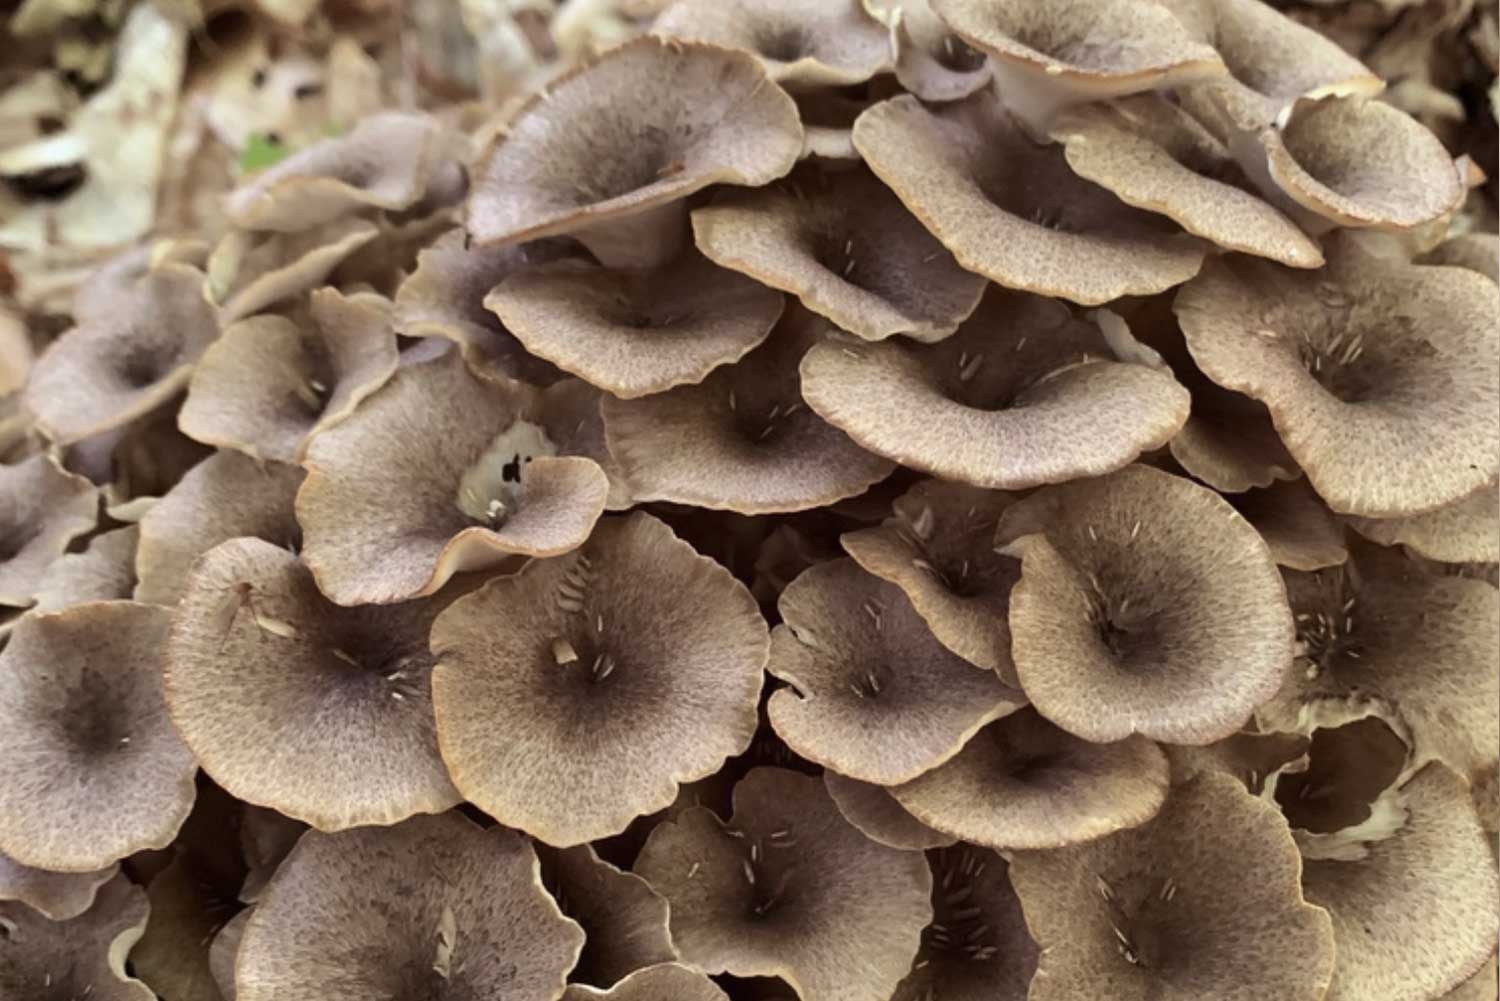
1;0;1497;999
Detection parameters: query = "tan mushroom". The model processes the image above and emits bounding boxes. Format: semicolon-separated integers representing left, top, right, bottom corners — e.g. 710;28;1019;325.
633;767;932;1001
822;771;956;851
653;0;891;87
132;853;241;1001
0;453;97;607
32;524;138;612
1229;477;1348;571
135;450;303;606
0;852;117;921
485;246;784;398
208;909;250;1001
165;537;469;831
0;602;196;871
467;37;802;268
1300;765;1499;1001
995;464;1293;745
296;346;608;605
1272;717;1409;840
0;874;153;1001
603;306;894;514
23;263;219;445
1163;729;1310;794
930;0;1225;131
691;166;985;343
891;846;1038;1001
1008;772;1335;1001
539;845;676;987
855;90;1205;304
1420;232;1500;284
1175;232;1500;517
767;559;1025;784
1347;483;1499;565
207;219;380;325
889;708;1171;850
234;813;584;1001
431;512;768;845
562;963;727;1001
885;0;992;103
800;290;1189;491
180;288;399;463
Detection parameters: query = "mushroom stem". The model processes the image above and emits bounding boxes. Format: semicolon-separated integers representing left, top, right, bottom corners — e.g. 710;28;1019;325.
573;201;689;270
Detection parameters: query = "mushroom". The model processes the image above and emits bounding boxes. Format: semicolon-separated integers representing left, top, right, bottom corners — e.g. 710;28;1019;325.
23;263;219;445
884;0;992;103
1346;483;1499;565
1272;717;1409;840
1008;772;1335;1001
485;246;785;398
1164;729;1310;794
225;112;463;233
602;306;894;514
852;90;1206;305
208;219;381;324
0;874;153;1001
767;559;1025;784
822;771;956;851
889;708;1171;850
929;0;1226;132
0;453;97;608
691;166;986;343
562;963;728;1001
652;0;892;87
538;844;676;987
466;36;802;269
209;909;250;1001
1175;232;1500;517
994;464;1293;745
0;602;196;871
180;288;399;463
0;852;117;921
835;480;1017;677
1419;232;1500;284
134;450;304;606
891;846;1038;1001
800;290;1189;491
132;853;242;1001
530;377;635;510
633;766;932;1001
236;805;305;905
164;537;468;831
393;228;570;386
234;813;584;1001
1228;477;1349;571
1049;97;1324;268
430;512;769;845
32;524;139;612
1299;764;1499;1001
295;346;609;605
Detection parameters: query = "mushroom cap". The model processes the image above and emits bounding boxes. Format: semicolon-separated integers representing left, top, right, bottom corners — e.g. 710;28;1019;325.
32;525;139;613
888;0;992;102
0;852;117;921
431;512;769;846
131;853;238;1001
393;228;570;386
1273;717;1409;837
467;37;801;248
539;845;676;988
653;0;891;86
853;91;1205;305
531;377;636;511
0;602;196;871
209;220;380;324
767;558;1026;784
237;805;305;905
1442;958;1498;1001
802;290;1191;491
840;478;1021;678
691;167;985;343
134;450;303;606
891;846;1038;1001
1175;233;1500;517
296;347;608;605
1164;729;1310;794
1260;97;1465;232
1229;477;1348;571
0;453;98;607
821;771;956;851
1347;484;1499;565
996;464;1294;745
1051;98;1323;268
485;247;784;398
165;537;466;831
561;963;727;1001
0;874;153;1001
235;813;584;1001
890;708;1171;850
1302;765;1499;1001
180;287;399;463
23;263;219;445
1009;772;1334;1001
603;307;894;514
208;909;250;1001
1419;232;1500;285
633;767;932;1001
226;112;457;232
